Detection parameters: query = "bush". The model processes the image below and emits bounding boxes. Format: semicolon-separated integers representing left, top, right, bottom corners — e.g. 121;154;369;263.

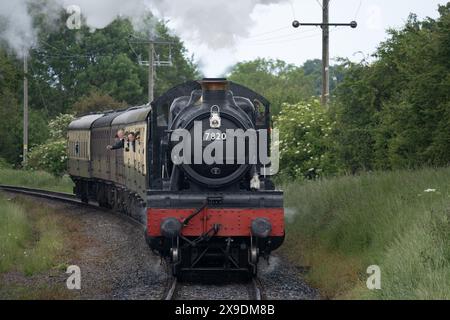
26;113;75;177
0;157;11;169
28;139;68;177
274;99;338;179
48;113;76;140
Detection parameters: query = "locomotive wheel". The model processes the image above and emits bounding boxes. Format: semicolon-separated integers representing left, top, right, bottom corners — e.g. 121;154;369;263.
170;241;181;277
249;241;259;276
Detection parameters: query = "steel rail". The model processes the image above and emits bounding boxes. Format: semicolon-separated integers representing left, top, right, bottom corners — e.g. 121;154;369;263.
0;184;145;228
0;184;267;301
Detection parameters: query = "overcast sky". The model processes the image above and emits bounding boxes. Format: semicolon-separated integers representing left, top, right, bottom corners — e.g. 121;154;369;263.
170;0;448;76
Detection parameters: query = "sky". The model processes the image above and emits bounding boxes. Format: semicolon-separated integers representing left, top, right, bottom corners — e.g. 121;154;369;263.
170;0;449;76
1;0;448;76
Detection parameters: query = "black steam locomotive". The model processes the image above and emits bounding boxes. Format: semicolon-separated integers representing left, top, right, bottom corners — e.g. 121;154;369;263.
68;79;284;277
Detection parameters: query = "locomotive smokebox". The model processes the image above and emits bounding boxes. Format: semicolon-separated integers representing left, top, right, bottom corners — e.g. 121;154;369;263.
200;78;229;101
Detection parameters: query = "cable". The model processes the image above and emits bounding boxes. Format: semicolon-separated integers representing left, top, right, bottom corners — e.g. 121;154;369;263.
127;37;142;61
241;27;340;47
39;39;123;58
243;28;317;44
288;0;297;20
241;31;322;46
245;26;291;39
354;0;362;20
28;59;49;114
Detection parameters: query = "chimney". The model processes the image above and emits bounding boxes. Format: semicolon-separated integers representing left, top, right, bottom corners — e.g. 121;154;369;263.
200;78;228;102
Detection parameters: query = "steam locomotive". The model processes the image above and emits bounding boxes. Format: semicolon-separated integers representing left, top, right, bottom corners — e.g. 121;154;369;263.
67;79;284;277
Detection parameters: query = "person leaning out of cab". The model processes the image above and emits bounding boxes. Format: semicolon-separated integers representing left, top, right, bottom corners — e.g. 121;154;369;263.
106;129;125;150
125;132;136;152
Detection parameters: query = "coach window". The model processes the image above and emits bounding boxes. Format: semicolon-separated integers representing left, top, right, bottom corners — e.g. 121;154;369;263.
75;141;79;157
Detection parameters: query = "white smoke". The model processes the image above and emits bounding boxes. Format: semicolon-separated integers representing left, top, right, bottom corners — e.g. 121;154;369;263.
284;207;297;223
0;1;36;57
149;0;289;49
259;255;281;275
0;0;152;56
1;0;288;58
60;0;149;30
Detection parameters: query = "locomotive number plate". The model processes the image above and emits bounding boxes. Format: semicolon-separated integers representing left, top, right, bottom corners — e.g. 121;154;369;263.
203;131;227;141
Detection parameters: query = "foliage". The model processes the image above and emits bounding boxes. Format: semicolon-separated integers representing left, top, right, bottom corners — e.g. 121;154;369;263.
274;100;338;179
228;58;316;115
303;58;349;96
0;195;67;276
283;167;450;299
1;47;49;166
0;168;73;193
71;90;125;115
48;113;76;139
228;58;347;115
0;11;200;165
29;15;200;116
25;113;74;176
0;49;22;165
333;4;450;172
27;139;67;176
0;158;11;169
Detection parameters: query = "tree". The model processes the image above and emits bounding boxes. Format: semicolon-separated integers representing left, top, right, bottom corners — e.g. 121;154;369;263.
0;9;201;165
0;49;49;165
227;58;315;115
332;4;450;172
71;90;126;115
29;14;200;116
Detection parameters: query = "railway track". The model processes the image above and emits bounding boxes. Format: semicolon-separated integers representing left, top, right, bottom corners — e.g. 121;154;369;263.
0;185;80;202
1;184;265;300
1;184;314;300
162;275;265;300
161;259;265;301
0;184;145;229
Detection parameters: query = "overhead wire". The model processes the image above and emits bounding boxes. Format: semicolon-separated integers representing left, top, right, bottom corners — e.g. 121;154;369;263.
244;28;318;44
241;31;321;46
354;0;362;20
27;59;49;113
241;27;341;47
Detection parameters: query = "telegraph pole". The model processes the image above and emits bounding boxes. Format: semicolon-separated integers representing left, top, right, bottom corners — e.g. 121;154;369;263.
128;35;173;103
23;54;29;166
148;41;154;103
292;0;357;105
322;0;330;105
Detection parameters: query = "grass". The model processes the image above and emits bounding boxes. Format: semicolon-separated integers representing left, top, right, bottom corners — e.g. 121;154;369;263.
0;169;74;193
282;167;450;299
0;195;77;299
0;195;68;275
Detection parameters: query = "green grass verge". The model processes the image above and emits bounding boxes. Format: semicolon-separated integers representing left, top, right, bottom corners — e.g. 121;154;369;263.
0;195;68;275
282;167;450;299
0;169;74;193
